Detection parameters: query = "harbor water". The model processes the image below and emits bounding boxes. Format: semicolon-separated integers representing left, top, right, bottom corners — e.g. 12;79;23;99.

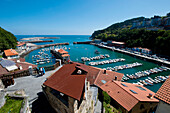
16;35;170;92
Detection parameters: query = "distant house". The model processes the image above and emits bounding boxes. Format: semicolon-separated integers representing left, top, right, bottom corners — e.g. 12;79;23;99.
100;80;159;113
132;47;142;52
16;42;26;50
57;49;70;63
132;20;141;28
42;62;123;113
51;48;70;63
155;76;170;113
4;49;19;59
151;16;162;27
107;40;125;48
141;48;152;54
164;17;170;30
132;47;152;54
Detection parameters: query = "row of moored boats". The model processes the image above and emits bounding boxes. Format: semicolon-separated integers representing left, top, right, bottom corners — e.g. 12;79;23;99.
81;54;110;62
104;62;142;71
32;49;52;65
88;58;125;66
124;66;170;80
132;76;169;86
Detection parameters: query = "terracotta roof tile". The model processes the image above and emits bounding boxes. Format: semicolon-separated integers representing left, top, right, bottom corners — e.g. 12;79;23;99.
100;81;159;111
17;42;26;47
94;70;123;87
43;63;86;101
43;62;124;101
58;49;68;54
61;54;70;57
72;62;123;86
155;76;170;104
4;49;18;56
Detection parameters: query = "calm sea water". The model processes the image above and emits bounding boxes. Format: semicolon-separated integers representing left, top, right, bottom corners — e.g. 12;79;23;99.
15;35;170;92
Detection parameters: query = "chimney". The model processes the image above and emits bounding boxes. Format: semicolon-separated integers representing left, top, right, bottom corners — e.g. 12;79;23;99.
115;76;117;81
17;60;20;63
148;93;153;99
19;65;23;70
77;70;82;74
104;70;106;74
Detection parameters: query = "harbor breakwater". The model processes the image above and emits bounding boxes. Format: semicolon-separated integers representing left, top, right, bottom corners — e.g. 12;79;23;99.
25;40;54;43
73;41;93;44
20;42;69;58
95;44;170;67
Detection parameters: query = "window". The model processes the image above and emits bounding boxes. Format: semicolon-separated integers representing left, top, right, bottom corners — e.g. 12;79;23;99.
140;104;144;109
101;80;106;84
130;89;138;94
121;83;128;87
136;86;146;91
50;89;69;107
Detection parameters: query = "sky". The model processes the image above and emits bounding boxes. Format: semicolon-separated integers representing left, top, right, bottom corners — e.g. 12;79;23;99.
0;0;170;35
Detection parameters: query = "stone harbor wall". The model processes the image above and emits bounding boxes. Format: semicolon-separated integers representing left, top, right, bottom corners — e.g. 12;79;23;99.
0;79;5;90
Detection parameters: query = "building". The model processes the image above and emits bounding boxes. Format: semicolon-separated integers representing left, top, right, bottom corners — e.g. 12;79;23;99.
107;40;125;48
51;48;70;64
139;18;152;28
0;58;37;87
4;49;19;59
16;42;26;50
141;48;152;54
100;80;159;113
151;16;162;27
132;20;141;28
42;62;123;113
132;47;142;52
132;47;152;55
164;17;170;30
155;76;170;113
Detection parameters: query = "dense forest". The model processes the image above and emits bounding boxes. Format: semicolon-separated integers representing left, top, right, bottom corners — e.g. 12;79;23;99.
91;17;170;57
0;27;17;52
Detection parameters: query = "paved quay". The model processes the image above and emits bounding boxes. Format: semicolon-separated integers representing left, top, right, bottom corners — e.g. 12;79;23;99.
95;44;170;66
4;65;63;112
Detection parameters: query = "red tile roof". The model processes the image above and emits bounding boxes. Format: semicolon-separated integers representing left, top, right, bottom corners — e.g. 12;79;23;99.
94;69;123;87
112;41;125;45
100;81;159;111
17;42;26;47
4;49;18;56
61;54;70;57
43;62;124;101
58;49;68;54
155;76;170;104
43;63;86;101
72;62;123;86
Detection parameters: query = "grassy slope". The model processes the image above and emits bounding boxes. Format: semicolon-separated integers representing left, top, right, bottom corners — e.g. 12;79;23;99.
0;96;23;113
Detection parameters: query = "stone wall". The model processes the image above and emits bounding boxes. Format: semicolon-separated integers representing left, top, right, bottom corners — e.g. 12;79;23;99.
109;97;158;113
156;101;170;113
0;79;5;90
130;101;158;113
42;80;95;113
42;86;75;113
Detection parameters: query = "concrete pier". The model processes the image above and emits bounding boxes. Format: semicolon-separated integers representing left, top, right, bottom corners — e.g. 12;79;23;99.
95;44;170;67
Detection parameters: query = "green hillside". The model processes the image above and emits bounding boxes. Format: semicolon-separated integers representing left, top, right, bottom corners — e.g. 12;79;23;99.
0;27;17;52
90;16;170;57
90;17;145;39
